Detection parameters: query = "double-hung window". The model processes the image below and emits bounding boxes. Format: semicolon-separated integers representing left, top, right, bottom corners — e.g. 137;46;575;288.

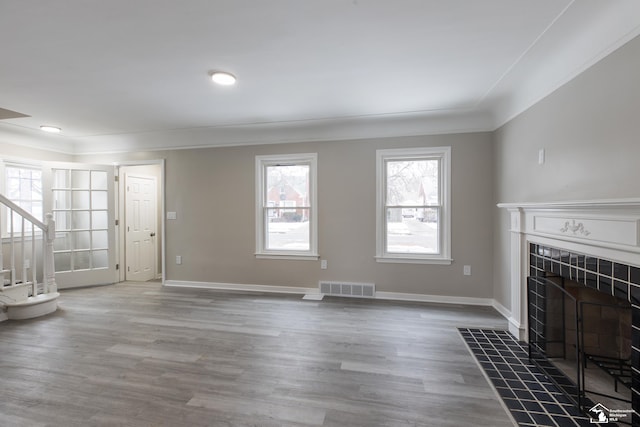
376;147;451;264
255;153;318;260
1;162;43;236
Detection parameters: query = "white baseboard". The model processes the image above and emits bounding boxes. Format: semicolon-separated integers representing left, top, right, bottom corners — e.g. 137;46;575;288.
490;300;525;340
375;291;494;307
508;317;525;340
164;280;319;296
164;280;509;319
491;300;511;319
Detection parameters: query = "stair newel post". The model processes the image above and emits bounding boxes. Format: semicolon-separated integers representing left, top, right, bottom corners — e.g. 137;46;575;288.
44;213;57;294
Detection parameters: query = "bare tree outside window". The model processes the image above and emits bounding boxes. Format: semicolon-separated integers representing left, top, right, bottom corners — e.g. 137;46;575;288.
376;147;451;263
385;158;440;254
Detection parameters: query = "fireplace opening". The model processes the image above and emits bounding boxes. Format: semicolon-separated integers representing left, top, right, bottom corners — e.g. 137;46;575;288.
528;274;632;422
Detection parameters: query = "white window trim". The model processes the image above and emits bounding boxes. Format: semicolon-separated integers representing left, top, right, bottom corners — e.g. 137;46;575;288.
255;153;319;260
375;146;452;265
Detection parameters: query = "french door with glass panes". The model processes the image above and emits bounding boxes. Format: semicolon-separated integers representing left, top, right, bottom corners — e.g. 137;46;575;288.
43;162;117;288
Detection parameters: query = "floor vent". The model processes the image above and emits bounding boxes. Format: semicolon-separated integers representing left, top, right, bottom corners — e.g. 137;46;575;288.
319;281;375;298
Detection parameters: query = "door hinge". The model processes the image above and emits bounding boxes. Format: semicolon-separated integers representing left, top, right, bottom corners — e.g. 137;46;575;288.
115;219;119;226
127;266;130;272
115;175;119;182
116;263;119;270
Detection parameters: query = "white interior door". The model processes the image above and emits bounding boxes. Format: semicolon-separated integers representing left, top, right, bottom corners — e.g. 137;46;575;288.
125;174;157;281
43;162;117;288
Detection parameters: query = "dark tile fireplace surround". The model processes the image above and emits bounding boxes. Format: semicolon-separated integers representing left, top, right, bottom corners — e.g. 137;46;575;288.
528;242;640;425
528;244;640;303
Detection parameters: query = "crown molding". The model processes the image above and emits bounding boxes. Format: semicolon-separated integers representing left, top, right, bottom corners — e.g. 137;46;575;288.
497;198;640;211
69;109;494;155
0;124;76;155
487;1;640;129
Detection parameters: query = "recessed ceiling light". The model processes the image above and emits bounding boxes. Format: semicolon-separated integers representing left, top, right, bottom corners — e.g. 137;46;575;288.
211;71;236;86
40;125;61;133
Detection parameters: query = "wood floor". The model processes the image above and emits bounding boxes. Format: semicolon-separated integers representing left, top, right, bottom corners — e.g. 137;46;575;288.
0;282;514;426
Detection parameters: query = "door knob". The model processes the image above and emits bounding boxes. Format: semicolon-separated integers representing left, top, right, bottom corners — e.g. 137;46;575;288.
150;232;156;237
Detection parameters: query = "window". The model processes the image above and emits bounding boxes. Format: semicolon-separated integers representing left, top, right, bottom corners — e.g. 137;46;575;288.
376;147;451;264
2;163;43;235
256;153;318;259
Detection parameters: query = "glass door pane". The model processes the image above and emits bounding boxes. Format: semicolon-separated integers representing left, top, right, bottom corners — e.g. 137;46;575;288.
45;162;116;287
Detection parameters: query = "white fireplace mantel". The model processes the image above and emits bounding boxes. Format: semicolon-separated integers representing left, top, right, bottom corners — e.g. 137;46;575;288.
497;198;640;340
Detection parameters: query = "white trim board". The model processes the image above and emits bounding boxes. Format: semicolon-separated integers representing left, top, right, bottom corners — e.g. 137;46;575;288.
491;300;521;339
164;280;509;317
375;291;492;307
164;280;318;296
491;299;512;321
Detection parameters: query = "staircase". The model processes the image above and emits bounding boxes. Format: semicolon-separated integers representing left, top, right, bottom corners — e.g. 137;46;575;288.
0;194;58;321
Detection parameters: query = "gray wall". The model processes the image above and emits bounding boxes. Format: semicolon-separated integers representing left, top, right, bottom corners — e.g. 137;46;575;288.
493;34;640;309
78;132;495;298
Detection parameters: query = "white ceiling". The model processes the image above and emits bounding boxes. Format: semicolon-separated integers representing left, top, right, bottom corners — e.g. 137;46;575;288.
1;0;640;154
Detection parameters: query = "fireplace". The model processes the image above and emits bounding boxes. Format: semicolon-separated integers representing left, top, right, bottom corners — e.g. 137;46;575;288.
498;199;640;424
527;244;634;421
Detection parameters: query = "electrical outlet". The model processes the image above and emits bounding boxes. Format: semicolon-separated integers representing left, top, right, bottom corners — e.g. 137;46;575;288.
320;259;328;270
463;265;471;276
176;255;182;265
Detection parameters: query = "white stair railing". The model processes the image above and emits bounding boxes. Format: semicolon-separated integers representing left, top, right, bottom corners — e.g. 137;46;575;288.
0;194;56;302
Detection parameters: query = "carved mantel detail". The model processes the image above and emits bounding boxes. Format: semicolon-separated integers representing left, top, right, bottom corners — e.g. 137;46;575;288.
559;219;590;236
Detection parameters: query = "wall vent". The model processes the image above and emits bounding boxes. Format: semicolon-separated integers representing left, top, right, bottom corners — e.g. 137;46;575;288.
319;281;375;298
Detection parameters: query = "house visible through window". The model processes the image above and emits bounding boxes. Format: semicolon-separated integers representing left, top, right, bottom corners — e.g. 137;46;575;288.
376;147;451;264
256;153;318;259
2;163;43;235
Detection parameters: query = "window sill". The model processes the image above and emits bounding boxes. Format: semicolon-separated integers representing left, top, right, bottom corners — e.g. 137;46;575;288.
375;256;453;265
255;253;320;261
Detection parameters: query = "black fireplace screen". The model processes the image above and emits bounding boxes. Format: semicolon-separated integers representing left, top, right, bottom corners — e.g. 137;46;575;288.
527;275;632;419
